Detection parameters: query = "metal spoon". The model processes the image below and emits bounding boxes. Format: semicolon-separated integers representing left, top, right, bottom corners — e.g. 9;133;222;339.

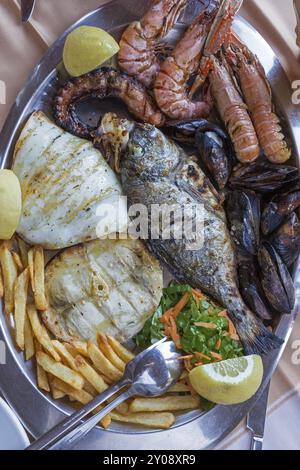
27;339;182;450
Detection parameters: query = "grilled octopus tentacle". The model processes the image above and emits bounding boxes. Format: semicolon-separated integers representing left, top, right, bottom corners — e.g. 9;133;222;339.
54;67;165;139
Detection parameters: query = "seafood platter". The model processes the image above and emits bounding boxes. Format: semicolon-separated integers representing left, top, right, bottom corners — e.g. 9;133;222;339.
0;0;299;450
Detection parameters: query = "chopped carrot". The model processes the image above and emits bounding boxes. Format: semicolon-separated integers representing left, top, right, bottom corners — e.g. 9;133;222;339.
218;310;228;318
169;316;181;349
192;292;200;304
192;288;203;298
218;310;239;340
160;292;191;326
215;338;222;350
210;351;223;361
228;319;237;337
194;322;217;329
177;355;193;360
172;292;191;318
160;307;174;324
164;325;171;337
195;351;211;362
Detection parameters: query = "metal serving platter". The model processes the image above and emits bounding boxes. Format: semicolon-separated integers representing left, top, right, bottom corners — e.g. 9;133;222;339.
0;0;299;450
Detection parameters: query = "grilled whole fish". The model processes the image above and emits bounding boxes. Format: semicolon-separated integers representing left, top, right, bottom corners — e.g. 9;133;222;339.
42;238;163;342
99;113;282;355
13;112;127;249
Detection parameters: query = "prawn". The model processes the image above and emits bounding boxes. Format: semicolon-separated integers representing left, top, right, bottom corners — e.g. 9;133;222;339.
118;0;187;88
153;9;216;120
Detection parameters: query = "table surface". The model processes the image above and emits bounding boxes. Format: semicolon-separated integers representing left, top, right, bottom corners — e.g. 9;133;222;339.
0;0;299;450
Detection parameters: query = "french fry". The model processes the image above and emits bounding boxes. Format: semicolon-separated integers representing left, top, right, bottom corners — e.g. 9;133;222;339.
14;268;29;350
35;340;51;392
52;377;111;429
0;265;4;298
69;340;89;358
129;395;201;413
52;341;98;396
37;364;51;392
36;351;84;390
33;246;47;311
0;243;18;314
107;335;135;364
110;411;175;430
48;374;66;399
52;377;93;404
51;386;66;400
97;332;126;372
27;304;61;362
54;341;96;392
11;251;24;273
83;381;98;397
24;311;35;360
168;382;191;393
16;236;29;268
74;355;108;394
28;248;35;292
88;342;122;383
63;342;79;358
114;401;129;415
52;340;77;370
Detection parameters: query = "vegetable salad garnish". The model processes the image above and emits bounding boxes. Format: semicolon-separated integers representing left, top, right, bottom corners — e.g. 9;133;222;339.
136;283;244;371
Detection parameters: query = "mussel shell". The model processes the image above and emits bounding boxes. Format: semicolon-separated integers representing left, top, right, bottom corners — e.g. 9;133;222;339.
226;190;261;255
237;250;273;321
229;160;299;194
196;131;231;189
261;183;300;235
165;119;228;144
258;242;295;314
269;212;300;267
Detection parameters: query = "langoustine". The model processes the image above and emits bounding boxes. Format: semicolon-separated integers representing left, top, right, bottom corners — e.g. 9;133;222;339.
209;55;260;163
54;67;165;139
190;0;244;96
227;37;291;164
118;0;187;88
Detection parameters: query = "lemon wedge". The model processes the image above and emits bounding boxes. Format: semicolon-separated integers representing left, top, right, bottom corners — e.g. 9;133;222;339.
63;26;120;77
0;169;22;240
189;355;263;405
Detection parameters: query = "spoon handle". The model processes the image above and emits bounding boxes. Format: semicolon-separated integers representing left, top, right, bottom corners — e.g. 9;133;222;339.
27;378;131;450
51;387;135;450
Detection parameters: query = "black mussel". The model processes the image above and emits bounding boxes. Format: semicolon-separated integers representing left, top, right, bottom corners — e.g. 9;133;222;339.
165;119;234;189
237;250;273;321
226;190;261;255
195;129;231;189
229;160;299;194
269;212;300;267
165;119;228;144
261;183;300;235
258;242;295;314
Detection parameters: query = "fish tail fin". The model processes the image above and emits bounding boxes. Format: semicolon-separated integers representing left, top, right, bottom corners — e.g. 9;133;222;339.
232;308;283;355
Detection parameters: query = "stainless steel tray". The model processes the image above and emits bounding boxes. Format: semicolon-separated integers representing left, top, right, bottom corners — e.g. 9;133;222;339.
0;0;299;450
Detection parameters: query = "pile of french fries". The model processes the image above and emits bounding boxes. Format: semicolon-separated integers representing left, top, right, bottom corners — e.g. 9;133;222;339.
0;237;200;430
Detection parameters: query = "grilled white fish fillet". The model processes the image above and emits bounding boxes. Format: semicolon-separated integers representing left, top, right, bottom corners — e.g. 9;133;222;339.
42;238;163;342
13;111;127;249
